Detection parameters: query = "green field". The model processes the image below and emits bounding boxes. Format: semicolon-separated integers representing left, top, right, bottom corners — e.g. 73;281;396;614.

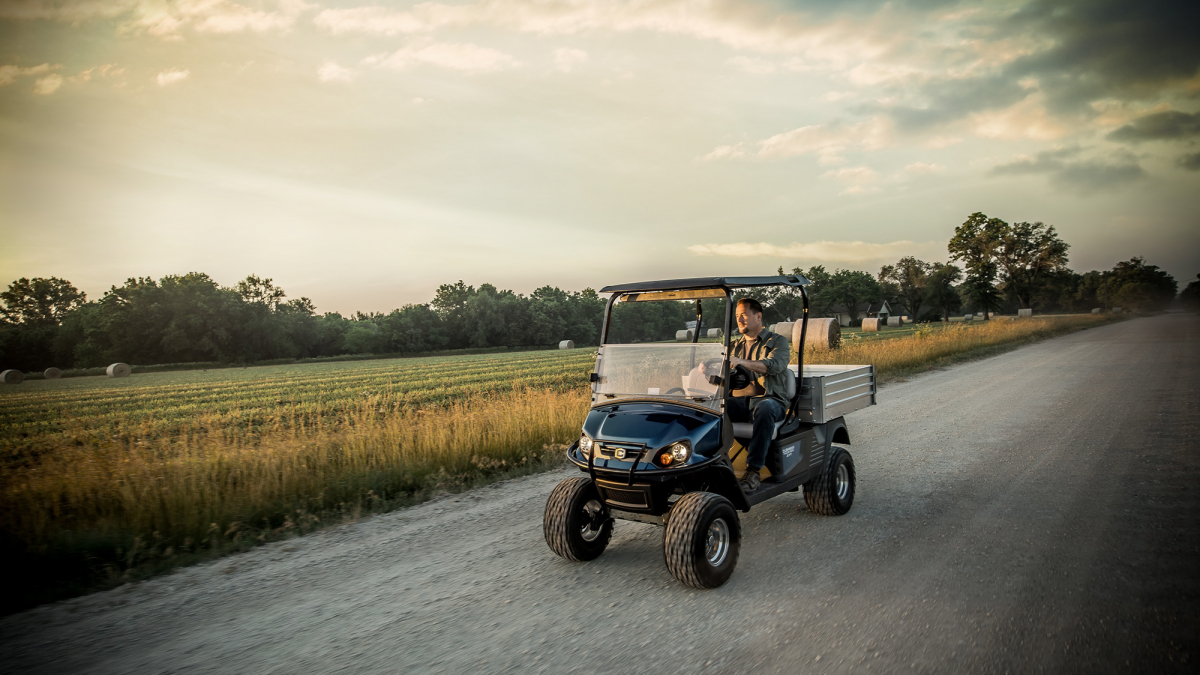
1;349;596;463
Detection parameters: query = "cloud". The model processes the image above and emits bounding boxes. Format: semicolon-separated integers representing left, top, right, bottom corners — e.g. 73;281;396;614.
156;68;190;86
70;64;126;83
553;48;587;73
364;42;518;73
705;116;891;164
0;63;55;86
1107;110;1200;142
1178;153;1200;171
821;165;879;194
317;60;355;83
0;0;314;38
991;147;1145;193
31;73;63;94
687;240;941;263
313;0;875;58
903;162;945;175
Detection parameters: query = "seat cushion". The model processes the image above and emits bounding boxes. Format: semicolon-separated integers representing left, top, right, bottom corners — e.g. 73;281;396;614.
732;420;785;440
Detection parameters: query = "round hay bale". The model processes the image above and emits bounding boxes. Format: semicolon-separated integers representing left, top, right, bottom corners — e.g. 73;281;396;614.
800;318;841;350
861;318;882;332
558;340;574;350
106;362;131;378
1091;308;1101;314
1112;307;1122;314
772;322;794;341
1017;308;1033;318
675;330;694;342
964;314;974;321
706;328;722;339
1;369;24;385
887;316;902;328
44;367;62;380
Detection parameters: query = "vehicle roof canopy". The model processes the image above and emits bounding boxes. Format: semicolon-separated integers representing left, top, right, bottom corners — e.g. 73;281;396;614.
599;276;810;295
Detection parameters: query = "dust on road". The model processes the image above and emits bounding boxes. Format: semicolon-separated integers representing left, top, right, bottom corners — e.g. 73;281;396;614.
2;313;1197;674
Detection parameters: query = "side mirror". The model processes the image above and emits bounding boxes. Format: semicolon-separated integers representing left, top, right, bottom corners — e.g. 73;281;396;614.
589;372;600;383
706;374;723;386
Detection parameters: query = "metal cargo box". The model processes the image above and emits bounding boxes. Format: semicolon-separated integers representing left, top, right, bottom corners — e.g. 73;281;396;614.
787;364;876;423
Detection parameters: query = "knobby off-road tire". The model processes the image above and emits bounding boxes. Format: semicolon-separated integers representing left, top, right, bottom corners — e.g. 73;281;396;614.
663;492;741;588
803;446;855;515
544;477;612;562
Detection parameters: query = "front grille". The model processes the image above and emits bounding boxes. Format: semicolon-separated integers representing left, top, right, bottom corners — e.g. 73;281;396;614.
599;485;649;508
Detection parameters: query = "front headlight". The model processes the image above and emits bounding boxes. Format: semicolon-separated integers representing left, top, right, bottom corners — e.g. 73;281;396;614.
579;433;594;457
657;440;691;466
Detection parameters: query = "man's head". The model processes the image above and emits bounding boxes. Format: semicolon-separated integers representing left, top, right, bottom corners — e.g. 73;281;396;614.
735;297;764;336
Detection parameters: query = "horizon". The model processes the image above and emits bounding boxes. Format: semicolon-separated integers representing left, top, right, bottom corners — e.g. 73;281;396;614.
2;0;1198;315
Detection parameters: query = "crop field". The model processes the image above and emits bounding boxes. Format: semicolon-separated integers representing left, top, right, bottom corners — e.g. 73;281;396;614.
0;313;1124;612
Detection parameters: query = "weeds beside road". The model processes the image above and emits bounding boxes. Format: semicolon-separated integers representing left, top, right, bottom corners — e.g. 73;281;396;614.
0;313;1125;612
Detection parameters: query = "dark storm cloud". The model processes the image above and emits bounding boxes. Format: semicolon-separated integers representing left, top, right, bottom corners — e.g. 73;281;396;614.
1178;153;1200;171
864;0;1200;131
1003;0;1200;112
1107;111;1200;142
991;147;1145;193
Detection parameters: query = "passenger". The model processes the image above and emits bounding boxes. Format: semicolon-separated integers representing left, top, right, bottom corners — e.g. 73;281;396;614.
727;297;790;492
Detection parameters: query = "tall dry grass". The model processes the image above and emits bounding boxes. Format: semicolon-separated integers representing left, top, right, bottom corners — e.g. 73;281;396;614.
798;314;1123;378
1;387;589;612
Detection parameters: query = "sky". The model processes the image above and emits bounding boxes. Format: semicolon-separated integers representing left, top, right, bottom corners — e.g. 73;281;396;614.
1;0;1197;315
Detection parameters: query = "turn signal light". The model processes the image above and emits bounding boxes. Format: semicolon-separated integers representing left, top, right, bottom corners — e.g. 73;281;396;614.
659;452;673;465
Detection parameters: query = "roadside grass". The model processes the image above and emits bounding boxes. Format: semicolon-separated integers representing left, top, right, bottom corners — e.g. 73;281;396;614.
801;313;1128;381
0;313;1125;612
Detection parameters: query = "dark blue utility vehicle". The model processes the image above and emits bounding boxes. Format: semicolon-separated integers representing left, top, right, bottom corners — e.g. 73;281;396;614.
543;276;876;587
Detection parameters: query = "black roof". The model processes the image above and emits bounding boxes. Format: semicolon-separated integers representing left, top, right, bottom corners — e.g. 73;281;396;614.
599;276;810;294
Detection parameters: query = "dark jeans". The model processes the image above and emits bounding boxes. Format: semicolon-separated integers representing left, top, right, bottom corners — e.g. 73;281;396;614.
727;397;785;471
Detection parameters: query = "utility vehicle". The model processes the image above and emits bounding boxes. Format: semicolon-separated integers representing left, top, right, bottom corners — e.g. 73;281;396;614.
543;276;876;588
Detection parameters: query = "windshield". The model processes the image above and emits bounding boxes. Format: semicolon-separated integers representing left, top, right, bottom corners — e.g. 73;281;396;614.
593;343;726;411
605;294;728;345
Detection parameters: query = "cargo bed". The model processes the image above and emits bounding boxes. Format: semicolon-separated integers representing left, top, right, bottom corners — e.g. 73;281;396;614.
787;364;876;423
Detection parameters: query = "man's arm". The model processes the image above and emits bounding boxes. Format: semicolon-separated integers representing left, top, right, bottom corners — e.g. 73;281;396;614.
730;335;790;375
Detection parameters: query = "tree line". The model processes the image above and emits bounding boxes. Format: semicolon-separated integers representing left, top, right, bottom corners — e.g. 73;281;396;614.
1;212;1192;372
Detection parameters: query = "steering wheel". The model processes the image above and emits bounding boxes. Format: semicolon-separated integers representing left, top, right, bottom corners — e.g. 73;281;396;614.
728;365;753;391
664;387;686;396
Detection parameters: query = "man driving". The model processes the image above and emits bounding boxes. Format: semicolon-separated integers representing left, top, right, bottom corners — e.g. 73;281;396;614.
727;297;790;492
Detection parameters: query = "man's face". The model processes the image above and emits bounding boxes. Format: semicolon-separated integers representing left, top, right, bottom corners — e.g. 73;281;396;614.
735;303;763;334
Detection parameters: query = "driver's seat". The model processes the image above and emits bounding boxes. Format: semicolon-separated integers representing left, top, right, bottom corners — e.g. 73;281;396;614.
730;368;797;441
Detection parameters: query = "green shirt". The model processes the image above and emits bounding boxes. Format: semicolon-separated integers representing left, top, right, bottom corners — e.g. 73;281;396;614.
730;328;791;407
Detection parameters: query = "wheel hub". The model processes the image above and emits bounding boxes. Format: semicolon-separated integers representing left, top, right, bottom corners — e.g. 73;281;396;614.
580;499;606;542
836;463;850;501
705;517;730;567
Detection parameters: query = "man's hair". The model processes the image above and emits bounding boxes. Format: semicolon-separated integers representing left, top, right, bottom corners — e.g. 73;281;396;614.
736;297;763;315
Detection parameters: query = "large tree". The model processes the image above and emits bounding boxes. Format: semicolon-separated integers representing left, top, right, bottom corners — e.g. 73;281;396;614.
995;221;1070;309
1099;257;1177;311
0;277;86;326
878;257;932;320
925;263;963;321
948;212;1005;319
825;269;882;324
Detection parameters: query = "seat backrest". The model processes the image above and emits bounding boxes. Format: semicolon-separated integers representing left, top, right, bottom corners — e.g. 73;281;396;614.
783;367;796;400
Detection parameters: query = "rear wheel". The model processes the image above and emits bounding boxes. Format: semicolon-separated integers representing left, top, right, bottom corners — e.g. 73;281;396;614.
663;492;741;588
544;477;612;561
803;446;855;515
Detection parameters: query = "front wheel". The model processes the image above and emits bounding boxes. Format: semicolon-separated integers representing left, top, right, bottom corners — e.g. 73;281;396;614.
803;447;855;515
544;477;612;561
663;492;741;588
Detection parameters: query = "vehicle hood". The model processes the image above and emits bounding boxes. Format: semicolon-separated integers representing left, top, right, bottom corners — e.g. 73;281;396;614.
583;402;721;455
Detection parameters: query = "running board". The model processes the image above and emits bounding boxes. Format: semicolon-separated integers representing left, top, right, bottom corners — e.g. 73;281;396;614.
744;473;806;507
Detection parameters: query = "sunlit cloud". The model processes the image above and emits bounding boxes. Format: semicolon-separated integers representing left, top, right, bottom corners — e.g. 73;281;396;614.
364;41;519;73
822;166;879;194
156;68;190;86
317;60;355;83
0;62;55;86
553;47;587;73
903;162;945;175
704;117;891;165
687;240;943;263
31;73;63;95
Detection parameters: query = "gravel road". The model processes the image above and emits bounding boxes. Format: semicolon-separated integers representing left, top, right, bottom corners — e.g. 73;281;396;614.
2;313;1197;674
